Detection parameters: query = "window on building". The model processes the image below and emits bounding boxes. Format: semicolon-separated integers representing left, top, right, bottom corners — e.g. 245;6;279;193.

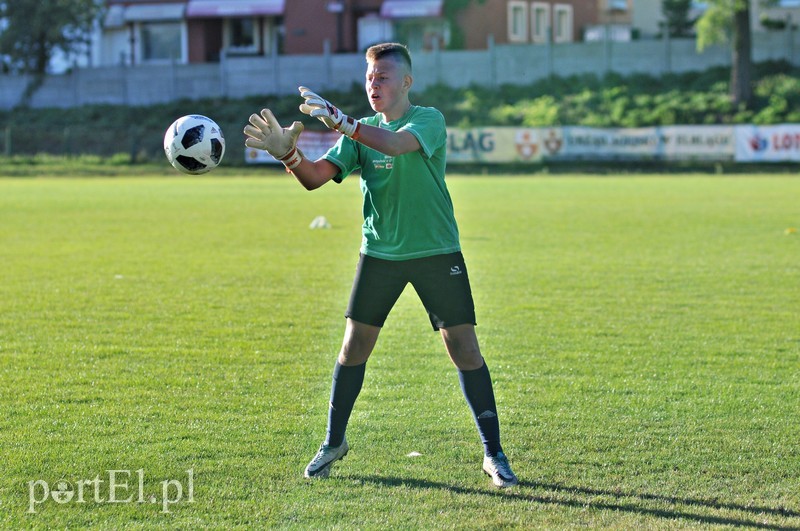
141;22;182;62
553;4;573;43
359;15;394;51
227;18;258;53
531;2;550;43
395;19;450;51
508;1;528;43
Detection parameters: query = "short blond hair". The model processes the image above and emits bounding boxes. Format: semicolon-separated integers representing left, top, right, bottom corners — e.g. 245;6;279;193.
365;42;412;73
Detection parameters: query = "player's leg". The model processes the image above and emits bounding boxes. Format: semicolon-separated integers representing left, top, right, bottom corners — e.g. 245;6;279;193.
338;317;381;366
441;323;518;487
412;252;518;487
328;254;405;442
326;318;380;447
439;322;483;369
440;324;502;455
304;319;379;479
305;255;406;478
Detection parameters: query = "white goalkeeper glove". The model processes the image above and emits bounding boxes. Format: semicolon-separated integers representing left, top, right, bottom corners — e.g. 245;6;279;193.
298;86;361;139
244;109;304;170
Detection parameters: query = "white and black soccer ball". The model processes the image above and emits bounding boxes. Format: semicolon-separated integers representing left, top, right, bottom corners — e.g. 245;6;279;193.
163;115;226;174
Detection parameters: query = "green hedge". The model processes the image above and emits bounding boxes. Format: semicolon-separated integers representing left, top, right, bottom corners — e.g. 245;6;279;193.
1;61;798;165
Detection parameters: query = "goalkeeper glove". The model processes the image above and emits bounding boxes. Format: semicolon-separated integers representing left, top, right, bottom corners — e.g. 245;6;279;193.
298;86;361;139
244;109;304;170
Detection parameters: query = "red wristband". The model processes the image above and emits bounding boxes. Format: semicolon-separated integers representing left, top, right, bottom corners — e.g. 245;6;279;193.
280;147;303;170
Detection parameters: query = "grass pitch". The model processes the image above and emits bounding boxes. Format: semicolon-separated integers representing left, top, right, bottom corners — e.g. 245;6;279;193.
0;170;799;529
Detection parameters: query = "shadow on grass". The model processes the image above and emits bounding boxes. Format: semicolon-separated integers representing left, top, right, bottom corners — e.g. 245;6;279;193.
343;474;799;530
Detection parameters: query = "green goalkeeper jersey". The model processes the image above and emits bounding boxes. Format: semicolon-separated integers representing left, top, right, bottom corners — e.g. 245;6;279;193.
323;105;461;261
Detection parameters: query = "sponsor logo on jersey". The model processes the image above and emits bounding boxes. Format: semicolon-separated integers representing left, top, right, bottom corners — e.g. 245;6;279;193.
372;156;393;170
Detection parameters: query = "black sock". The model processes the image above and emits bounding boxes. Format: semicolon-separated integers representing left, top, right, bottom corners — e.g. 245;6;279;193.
458;361;503;457
325;361;366;447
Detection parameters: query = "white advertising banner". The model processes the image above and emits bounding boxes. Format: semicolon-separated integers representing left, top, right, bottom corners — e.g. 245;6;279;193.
542;126;663;160
247;127;544;165
735;124;800;162
244;124;796;164
659;126;735;160
448;126;735;163
540;126;735;161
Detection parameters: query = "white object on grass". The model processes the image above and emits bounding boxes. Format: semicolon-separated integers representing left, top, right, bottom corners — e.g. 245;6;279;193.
309;216;331;229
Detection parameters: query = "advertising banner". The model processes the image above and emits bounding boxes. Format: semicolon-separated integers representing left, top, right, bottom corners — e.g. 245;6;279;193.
446;127;542;163
449;125;735;163
244;124;797;164
542;126;663;160
659;126;735;160
735;124;800;162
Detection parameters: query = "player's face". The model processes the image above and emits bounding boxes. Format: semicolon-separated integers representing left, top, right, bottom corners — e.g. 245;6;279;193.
365;57;411;121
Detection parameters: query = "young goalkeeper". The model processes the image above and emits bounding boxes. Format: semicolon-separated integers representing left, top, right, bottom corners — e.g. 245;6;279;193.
243;42;517;488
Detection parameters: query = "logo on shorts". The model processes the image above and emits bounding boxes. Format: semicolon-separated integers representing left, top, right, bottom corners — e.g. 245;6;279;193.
450;265;463;276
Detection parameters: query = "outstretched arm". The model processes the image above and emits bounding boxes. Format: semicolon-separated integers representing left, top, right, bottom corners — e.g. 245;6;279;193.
287;157;340;191
350;122;420;157
244;108;339;191
298;87;420;157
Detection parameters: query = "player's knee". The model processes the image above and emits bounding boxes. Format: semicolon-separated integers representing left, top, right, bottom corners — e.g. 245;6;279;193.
338;320;379;365
338;348;371;366
450;346;483;370
442;330;483;369
338;334;375;365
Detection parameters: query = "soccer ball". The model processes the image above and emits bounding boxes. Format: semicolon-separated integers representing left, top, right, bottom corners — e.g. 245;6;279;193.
163;115;225;174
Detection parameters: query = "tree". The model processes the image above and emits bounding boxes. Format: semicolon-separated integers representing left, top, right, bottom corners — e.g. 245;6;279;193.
0;0;99;75
695;0;753;107
661;0;696;38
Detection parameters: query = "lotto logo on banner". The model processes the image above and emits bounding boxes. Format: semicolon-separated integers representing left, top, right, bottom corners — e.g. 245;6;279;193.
245;131;340;164
735;124;800;162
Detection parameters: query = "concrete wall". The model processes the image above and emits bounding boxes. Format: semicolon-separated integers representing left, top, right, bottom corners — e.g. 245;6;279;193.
1;31;797;110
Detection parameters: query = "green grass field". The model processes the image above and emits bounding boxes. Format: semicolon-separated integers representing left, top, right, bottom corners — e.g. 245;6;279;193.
1;169;799;529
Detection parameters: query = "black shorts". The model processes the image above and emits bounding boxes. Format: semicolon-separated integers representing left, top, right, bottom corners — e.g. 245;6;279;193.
345;252;477;331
